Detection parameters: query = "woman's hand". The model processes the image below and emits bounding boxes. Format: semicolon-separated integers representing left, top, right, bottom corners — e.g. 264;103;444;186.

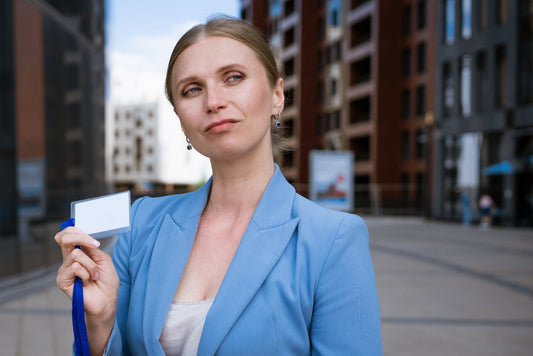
55;227;119;322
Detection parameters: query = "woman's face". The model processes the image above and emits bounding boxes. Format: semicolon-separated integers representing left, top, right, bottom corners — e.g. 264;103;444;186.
170;35;284;161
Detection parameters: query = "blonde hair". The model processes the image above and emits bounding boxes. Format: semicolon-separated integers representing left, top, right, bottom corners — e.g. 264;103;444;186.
165;16;280;105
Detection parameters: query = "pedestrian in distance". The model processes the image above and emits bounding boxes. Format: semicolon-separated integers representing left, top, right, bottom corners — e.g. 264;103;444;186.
460;191;472;226
54;16;382;356
479;192;494;230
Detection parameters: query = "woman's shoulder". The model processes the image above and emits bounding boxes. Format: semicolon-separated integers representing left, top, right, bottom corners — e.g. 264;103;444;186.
292;193;367;235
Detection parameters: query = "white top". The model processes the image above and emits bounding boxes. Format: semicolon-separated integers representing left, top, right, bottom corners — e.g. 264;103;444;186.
159;298;214;356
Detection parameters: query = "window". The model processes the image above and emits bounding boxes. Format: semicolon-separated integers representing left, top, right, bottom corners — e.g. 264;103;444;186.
462;0;472;39
477;0;488;30
284;0;295;16
284;57;295;77
415;173;424;206
351;17;372;47
284;27;295;48
445;0;455;44
327;0;342;28
496;0;507;25
135;138;142;171
330;42;341;62
317;81;324;105
350;96;371;124
403;5;412;36
518;1;533;104
443;62;454;117
475;51;490;113
67;142;81;167
329;111;341;130
416;42;426;73
401;132;411;160
401;173;409;201
270;0;282;17
417;1;427;30
416;85;426;117
495;45;507;109
317;16;325;41
349;136;371;161
350;57;371;85
460;54;472;117
402;48;411;77
317;48;324;71
316;114;326;136
402;90;411;119
240;6;248;21
415;130;425;159
330;79;337;97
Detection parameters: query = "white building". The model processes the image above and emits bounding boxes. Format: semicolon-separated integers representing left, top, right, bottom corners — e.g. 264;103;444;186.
111;103;158;183
106;101;211;190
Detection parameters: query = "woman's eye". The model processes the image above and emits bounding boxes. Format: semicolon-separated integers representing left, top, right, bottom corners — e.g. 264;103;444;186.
227;73;244;83
182;86;201;96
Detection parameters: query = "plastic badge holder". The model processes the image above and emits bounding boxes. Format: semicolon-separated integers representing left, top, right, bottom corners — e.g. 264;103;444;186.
71;190;131;239
63;191;131;355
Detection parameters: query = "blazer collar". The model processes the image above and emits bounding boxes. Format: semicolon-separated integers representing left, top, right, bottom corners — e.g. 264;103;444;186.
142;180;211;354
199;164;299;355
142;164;299;355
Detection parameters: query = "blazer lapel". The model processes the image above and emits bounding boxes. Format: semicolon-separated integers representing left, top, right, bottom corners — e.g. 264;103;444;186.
142;181;211;354
198;165;299;356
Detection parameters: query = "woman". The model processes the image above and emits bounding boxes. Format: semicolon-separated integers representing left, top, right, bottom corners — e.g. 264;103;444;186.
55;17;382;355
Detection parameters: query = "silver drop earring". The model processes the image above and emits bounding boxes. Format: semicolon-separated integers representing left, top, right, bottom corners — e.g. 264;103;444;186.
186;137;192;150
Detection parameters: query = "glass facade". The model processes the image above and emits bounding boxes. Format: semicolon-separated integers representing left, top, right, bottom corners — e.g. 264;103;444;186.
462;0;472;39
0;0;17;236
445;0;456;44
460;54;472;117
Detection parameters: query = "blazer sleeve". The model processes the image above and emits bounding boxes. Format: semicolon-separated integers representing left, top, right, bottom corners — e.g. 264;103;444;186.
310;214;383;355
103;196;148;356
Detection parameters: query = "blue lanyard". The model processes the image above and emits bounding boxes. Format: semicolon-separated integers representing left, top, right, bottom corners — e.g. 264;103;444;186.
61;218;91;356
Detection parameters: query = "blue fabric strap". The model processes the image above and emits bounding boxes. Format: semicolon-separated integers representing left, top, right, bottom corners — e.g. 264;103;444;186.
61;218;91;356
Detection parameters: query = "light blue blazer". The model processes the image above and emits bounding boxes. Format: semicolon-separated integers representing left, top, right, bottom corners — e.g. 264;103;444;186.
105;165;382;355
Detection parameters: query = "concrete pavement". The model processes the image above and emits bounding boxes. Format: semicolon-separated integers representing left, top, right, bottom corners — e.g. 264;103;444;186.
1;217;532;355
366;216;533;356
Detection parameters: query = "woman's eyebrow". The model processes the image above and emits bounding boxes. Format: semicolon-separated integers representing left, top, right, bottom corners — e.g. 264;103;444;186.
216;63;245;74
176;75;200;90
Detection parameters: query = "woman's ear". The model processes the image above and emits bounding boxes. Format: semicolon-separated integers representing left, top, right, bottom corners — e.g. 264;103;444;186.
272;78;285;115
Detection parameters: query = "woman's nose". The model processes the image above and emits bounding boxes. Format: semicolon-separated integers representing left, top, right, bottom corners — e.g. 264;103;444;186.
205;85;226;113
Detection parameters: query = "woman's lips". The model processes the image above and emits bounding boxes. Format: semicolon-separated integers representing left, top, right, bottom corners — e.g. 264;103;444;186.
204;119;239;133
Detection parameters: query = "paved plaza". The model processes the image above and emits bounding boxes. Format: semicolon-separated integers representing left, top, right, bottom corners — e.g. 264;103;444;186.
1;216;532;355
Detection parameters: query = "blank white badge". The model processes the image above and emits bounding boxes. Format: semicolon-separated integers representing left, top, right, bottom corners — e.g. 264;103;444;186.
71;191;131;239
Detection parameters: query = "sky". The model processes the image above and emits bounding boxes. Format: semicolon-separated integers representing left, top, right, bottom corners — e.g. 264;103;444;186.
105;0;239;184
106;0;239;103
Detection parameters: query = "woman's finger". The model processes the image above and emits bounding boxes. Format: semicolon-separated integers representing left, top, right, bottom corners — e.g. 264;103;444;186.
55;227;100;258
56;261;91;297
65;247;100;280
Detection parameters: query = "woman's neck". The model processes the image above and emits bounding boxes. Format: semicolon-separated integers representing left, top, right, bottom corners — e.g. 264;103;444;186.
206;156;275;215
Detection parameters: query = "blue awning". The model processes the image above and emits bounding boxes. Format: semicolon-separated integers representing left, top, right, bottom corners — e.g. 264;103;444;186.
482;160;514;175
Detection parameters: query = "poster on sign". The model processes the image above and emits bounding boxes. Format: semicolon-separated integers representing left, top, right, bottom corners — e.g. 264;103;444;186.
309;150;354;212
